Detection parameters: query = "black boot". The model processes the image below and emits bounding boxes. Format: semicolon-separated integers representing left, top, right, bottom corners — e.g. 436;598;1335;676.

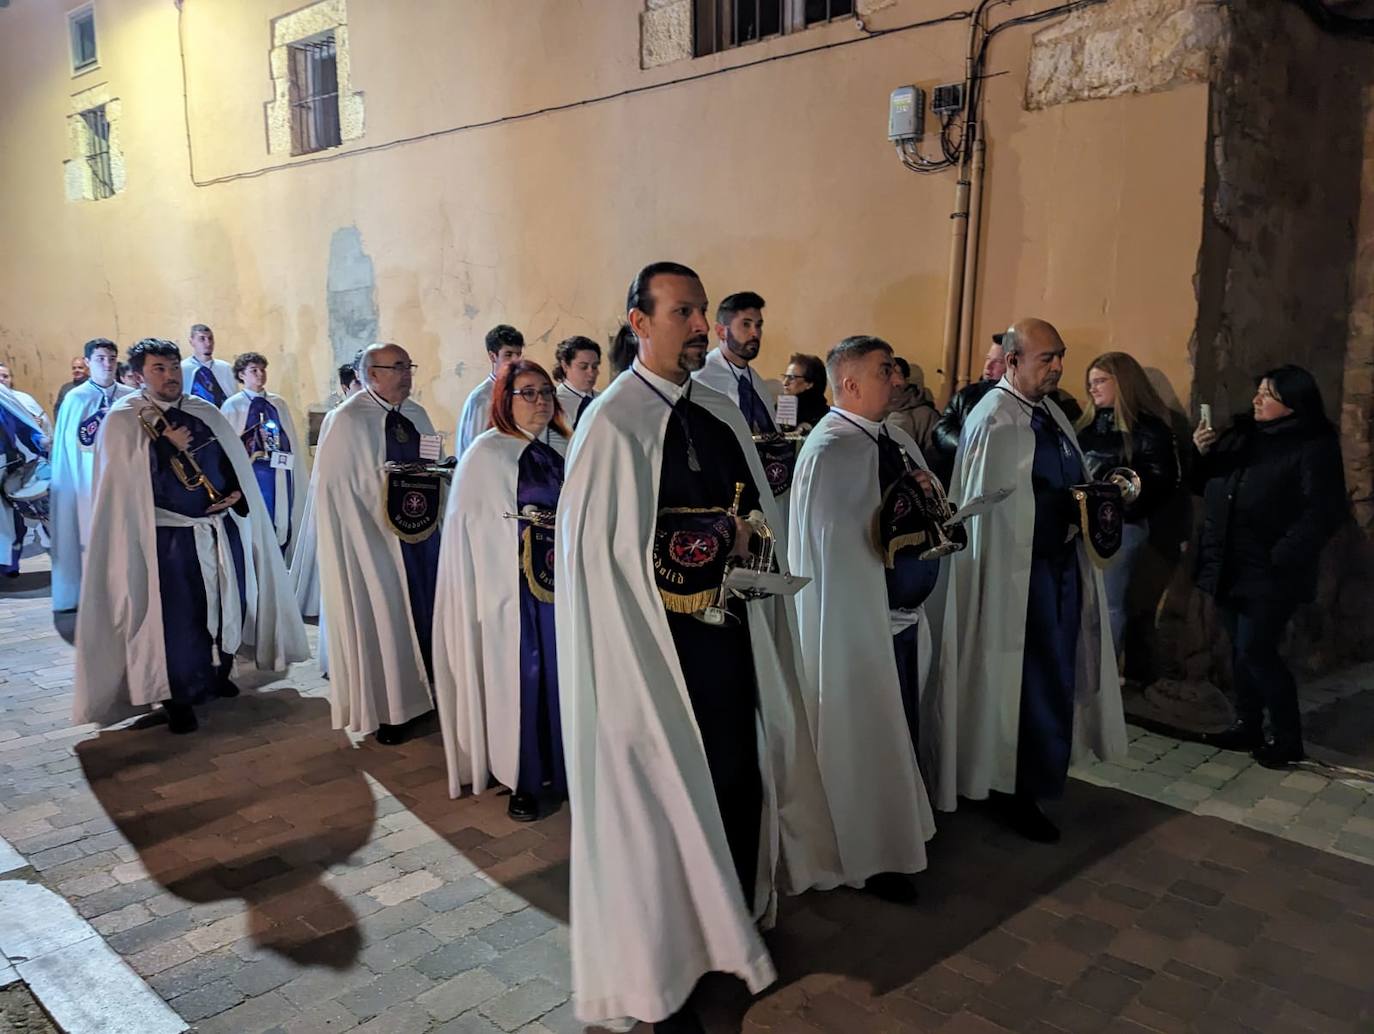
864;872;919;904
374;723;405;746
507;792;539;822
215;678;240;698
1007;796;1060;843
1202;719;1264;752
164;701;198;735
656;1002;705;1034
1253;740;1305;770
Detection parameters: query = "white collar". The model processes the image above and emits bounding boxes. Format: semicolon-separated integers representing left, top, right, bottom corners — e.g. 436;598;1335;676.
140;391;183;412
192;356;216;368
831;405;886;435
242;388;267;399
560;383;594;400
710;345;753;381
632;358;690;402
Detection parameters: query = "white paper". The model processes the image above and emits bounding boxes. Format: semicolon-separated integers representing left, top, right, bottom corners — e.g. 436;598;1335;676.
270;450;294;470
419;433;442;461
775;393;799;427
945;486;1014;526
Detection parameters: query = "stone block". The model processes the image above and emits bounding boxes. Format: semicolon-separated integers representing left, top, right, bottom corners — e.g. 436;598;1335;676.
641;0;692;70
417;967;507;1023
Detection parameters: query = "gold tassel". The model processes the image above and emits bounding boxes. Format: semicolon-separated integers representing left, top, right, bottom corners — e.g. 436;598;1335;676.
1073;487;1111;569
521;527;555;604
658;586;722;614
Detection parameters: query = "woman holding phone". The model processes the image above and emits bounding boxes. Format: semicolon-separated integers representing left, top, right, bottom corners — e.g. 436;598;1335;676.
1191;365;1346;768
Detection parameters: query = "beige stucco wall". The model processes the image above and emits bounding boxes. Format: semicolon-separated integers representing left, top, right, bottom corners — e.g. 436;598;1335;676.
0;0;1206;436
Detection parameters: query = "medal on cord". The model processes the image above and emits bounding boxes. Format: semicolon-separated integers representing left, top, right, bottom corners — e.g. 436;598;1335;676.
633;369;702;473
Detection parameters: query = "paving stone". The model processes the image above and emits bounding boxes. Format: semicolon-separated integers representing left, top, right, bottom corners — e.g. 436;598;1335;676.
367;869;442;907
420;874;492;913
432;1010;508;1034
357;927;442;973
479;977;568;1031
484;931;570;991
231;953;301;995
148;948;245;998
414;937;501;981
170;978;246;1022
196;989;301;1034
475;909;558;952
418;967;508;1022
339;966;437;1022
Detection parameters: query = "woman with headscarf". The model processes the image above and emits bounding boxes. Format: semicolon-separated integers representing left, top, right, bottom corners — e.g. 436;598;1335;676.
1192;364;1346;769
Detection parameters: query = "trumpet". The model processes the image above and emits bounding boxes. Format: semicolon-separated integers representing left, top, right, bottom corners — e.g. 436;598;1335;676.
1102;466;1142;506
136;404;224;504
694;482;782;626
916;472;966;560
383;456;458;481
502;504;556;528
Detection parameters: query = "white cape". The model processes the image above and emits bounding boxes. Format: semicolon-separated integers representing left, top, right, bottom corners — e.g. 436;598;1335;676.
71;393;310;726
289;408;338;622
454;376;494;459
221;390;307;558
49;381;133;611
787;410;943;883
314;391;439;734
555;365;839;1027
180;357;236;402
939;378;1127;807
2;386;52;437
0;386;48;562
433;429;534;798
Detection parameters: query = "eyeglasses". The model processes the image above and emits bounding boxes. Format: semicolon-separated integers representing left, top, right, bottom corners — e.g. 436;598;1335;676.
510;386;556;402
781;374;807;383
370;362;418;373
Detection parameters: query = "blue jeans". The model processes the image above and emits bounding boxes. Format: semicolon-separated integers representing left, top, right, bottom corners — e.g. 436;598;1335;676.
1102;519;1149;655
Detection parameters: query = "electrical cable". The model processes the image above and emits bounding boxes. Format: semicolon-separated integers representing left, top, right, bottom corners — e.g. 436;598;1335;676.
177;5;972;188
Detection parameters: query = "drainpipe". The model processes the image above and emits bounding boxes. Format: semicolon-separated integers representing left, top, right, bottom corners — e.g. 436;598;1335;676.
939;174;971;407
955;136;987;390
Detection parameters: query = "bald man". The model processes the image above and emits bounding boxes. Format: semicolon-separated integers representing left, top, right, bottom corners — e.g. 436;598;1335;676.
938;318;1125;842
314;343;444;745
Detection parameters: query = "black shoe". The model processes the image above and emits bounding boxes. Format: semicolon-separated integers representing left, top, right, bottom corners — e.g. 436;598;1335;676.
1203;721;1264;752
864;871;919;904
215;679;240;698
165;702;198;735
656;1003;705;1034
1253;741;1305;770
374;723;405;746
507;792;539;822
1008;798;1060;843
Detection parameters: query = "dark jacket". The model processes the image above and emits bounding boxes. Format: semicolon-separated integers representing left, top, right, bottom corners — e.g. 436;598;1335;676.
1077;408;1179;522
793;387;830;429
930;379;1083;483
1191;414;1347;603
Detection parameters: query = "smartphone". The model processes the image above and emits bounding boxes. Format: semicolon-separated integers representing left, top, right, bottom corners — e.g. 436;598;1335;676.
1199;403;1212;430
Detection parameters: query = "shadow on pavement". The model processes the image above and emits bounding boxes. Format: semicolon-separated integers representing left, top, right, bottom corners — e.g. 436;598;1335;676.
75;687;372;970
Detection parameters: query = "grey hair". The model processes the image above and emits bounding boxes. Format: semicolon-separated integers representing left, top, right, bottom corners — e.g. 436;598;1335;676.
358;342;396;389
825;335;893;394
999;325;1022;357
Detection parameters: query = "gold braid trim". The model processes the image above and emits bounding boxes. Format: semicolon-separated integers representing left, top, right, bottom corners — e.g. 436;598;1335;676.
869;510;928;569
658;586;723;614
520;526;555;604
1073;487;1111;570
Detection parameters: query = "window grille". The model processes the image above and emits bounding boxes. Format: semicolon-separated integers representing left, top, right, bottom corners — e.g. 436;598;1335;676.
288;33;342;156
70;6;98;72
695;0;853;57
82;105;113;200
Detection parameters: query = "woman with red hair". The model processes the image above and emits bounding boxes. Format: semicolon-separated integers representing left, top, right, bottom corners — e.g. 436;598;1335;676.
433;360;571;820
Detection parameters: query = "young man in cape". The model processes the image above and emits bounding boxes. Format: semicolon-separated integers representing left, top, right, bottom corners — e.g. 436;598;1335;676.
314;342;443;745
454;324;524;459
555;262;838;1033
692;292;796;521
942;318;1127;841
788;335;952;903
221;352;305;557
180;324;236;407
71;339;308;733
0;381;49;576
49;338;134;611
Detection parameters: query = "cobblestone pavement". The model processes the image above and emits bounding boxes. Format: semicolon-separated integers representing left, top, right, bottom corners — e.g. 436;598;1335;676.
3;559;1373;1033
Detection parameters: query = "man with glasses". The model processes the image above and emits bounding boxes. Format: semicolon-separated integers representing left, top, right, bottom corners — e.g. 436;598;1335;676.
455;324;524;459
314;342;443;746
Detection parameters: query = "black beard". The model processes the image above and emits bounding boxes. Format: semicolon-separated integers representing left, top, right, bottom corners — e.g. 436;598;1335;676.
725;331;760;361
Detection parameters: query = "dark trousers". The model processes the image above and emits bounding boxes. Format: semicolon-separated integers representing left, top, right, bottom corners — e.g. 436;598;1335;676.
666;603;762;912
400;534;442;683
1016;552;1081;800
516;593;566;799
893;623;922;771
1221;595;1301;750
3;511;21;574
156;523;246;704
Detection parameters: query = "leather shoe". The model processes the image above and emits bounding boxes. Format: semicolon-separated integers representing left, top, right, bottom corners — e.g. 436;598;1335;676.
1252;741;1305;770
165;702;198;735
507;792;539;822
1202;722;1264;752
1008;798;1060;843
656;1004;705;1034
215;679;240;698
374;723;405;746
864;872;919;904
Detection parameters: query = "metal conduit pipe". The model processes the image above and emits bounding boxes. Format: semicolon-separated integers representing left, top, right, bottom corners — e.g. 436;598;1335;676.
939;174;971;406
956;137;987;391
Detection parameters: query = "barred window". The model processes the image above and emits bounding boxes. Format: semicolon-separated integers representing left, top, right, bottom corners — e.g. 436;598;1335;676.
81;105;113;200
288;32;341;156
694;0;853;57
69;5;98;73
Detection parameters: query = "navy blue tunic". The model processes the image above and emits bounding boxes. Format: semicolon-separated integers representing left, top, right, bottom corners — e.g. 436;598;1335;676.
514;439;566;799
1017;406;1085;799
385;408;441;679
150;406;247;703
239;395;294;553
1;405;46;573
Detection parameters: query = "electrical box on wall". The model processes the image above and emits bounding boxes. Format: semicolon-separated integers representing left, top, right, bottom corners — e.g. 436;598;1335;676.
888;85;925;143
932;83;965;116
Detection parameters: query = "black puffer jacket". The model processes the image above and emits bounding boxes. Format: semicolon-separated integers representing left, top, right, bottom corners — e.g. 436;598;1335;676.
1077;409;1179;522
1192;414;1347;603
793;387;830;429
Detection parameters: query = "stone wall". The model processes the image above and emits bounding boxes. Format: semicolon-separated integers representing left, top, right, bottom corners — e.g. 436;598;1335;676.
1026;0;1228;110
